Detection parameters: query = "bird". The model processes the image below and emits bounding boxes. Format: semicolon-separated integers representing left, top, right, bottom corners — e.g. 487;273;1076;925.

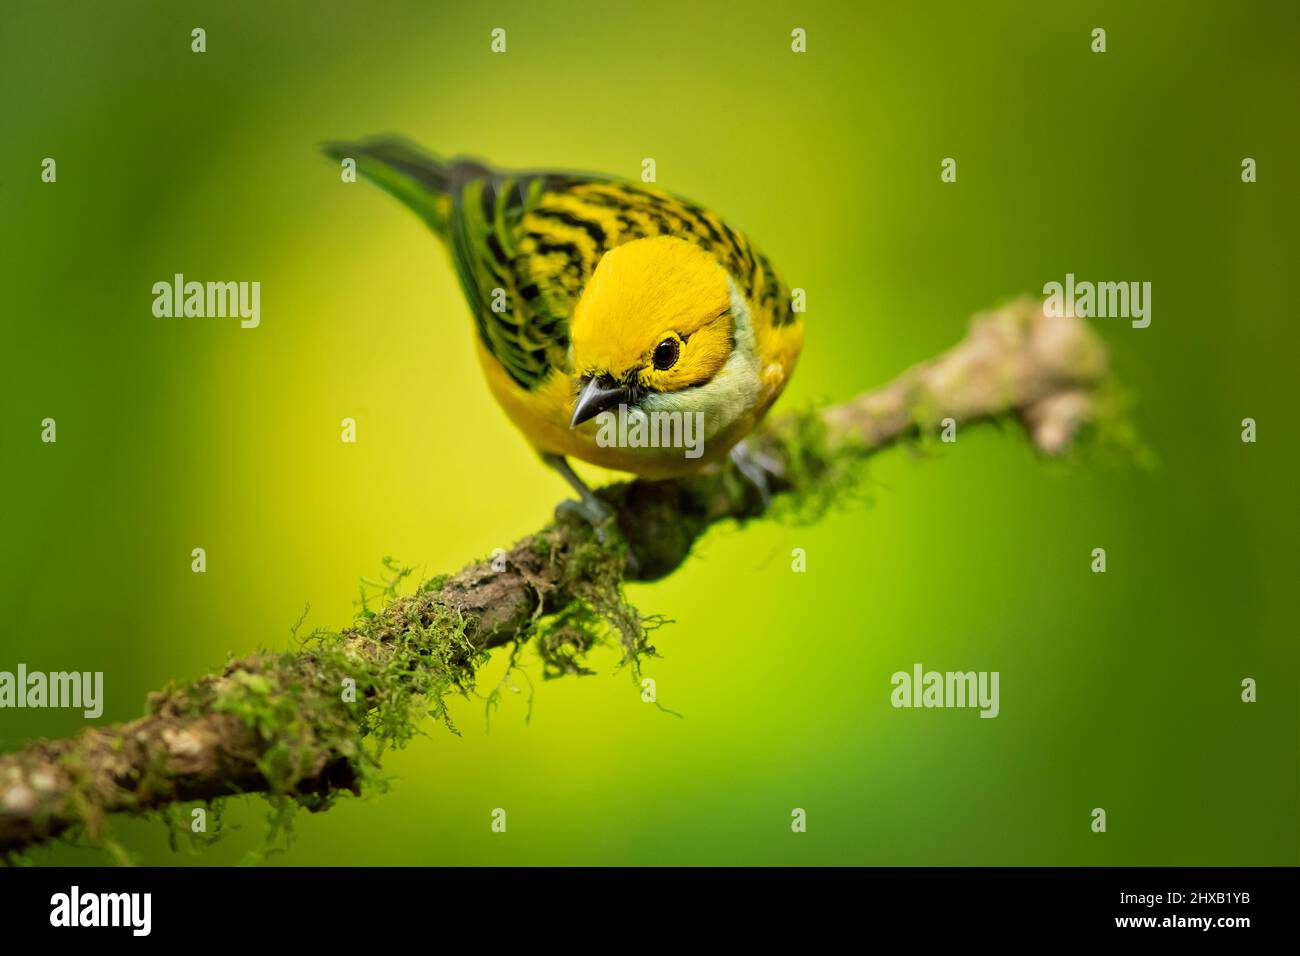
323;138;803;526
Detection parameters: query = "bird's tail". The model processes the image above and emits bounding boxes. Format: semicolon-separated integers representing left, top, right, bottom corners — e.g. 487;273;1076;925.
321;136;460;238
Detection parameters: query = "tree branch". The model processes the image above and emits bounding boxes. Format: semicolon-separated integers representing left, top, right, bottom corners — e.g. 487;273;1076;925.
0;298;1115;857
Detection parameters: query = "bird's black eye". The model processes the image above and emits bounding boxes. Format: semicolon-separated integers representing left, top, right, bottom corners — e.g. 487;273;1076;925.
652;337;680;371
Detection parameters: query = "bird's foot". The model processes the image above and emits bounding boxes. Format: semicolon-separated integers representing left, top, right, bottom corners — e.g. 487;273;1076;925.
544;453;617;544
554;495;616;544
729;441;783;512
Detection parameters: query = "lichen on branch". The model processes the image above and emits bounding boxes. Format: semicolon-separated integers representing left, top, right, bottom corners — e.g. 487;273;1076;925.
0;298;1124;860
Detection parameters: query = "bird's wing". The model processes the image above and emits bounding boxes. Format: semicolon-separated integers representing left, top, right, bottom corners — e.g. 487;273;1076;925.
442;167;587;390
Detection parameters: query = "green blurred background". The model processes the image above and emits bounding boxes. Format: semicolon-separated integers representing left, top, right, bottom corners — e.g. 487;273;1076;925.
2;0;1296;865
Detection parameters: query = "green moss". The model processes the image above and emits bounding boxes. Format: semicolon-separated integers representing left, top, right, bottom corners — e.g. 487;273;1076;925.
420;573;452;593
483;640;534;730
241;794;298;866
766;406;873;523
22;511;692;869
18;390;1004;866
160;800;225;855
1078;378;1153;470
534;601;605;679
559;531;658;674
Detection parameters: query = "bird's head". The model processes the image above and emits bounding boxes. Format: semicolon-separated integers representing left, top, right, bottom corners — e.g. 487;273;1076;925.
568;236;745;430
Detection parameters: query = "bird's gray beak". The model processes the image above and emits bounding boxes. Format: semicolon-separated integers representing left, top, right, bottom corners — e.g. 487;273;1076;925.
571;376;629;427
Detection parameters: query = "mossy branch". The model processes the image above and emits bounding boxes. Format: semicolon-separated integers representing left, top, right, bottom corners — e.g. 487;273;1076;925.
0;298;1119;858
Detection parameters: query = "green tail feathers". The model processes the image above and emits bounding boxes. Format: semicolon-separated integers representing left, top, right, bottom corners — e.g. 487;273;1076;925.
321;136;463;237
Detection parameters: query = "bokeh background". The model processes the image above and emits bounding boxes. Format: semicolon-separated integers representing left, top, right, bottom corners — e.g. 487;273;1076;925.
2;0;1296;865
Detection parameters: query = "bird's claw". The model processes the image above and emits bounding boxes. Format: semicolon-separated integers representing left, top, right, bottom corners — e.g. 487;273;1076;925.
555;495;616;544
729;441;782;511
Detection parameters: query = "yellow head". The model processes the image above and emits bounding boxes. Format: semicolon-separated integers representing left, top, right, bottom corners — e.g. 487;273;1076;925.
568;236;743;427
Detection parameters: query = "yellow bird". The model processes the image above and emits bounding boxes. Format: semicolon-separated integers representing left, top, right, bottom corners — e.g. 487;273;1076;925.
325;138;803;523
